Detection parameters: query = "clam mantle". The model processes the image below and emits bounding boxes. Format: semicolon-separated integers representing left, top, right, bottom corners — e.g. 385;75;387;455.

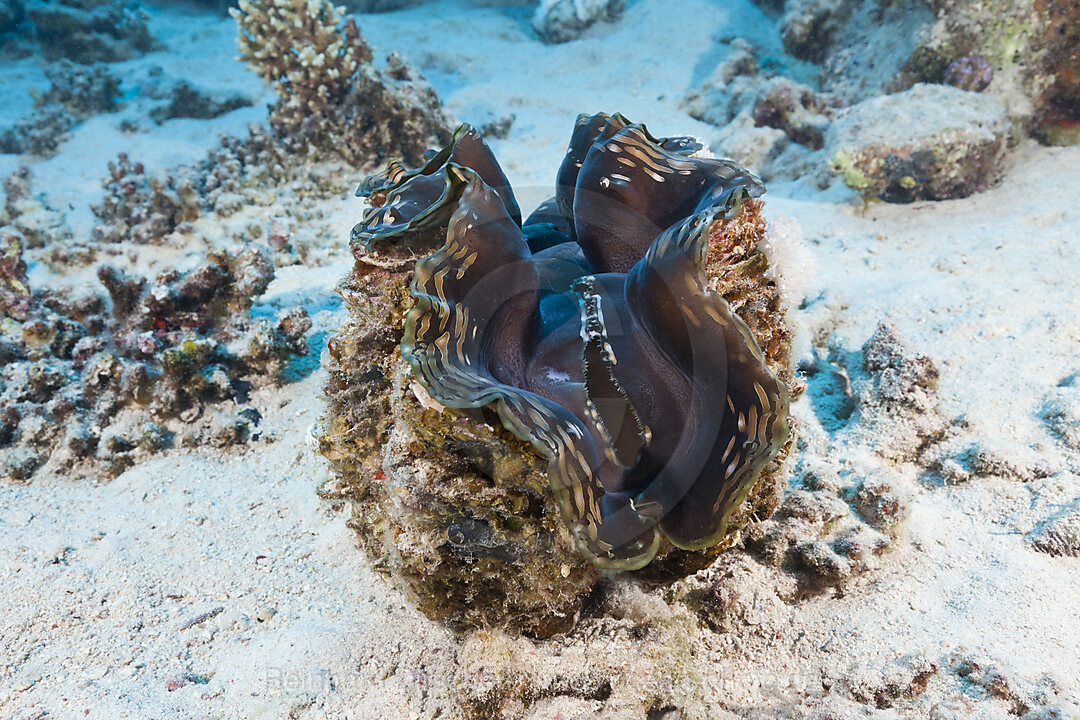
319;113;796;634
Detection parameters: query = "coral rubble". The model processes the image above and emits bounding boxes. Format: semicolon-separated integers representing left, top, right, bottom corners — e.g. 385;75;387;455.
825;84;1010;202
0;62;122;158
852;323;948;461
0;237;310;481
686;50;839;151
319;114;798;635
750;76;838;150
692;321;941;599
802;322;947;463
0;106;75;158
741;457;908;589
1041;376;1080;453
453;604;710;719
149;81;252;123
1028;508;1080;558
91;123;339;247
40;60;122;116
1;167;72;250
91;153;200;245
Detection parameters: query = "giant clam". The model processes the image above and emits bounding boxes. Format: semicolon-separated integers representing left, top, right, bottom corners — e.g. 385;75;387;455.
318;113;794;634
352;113;790;571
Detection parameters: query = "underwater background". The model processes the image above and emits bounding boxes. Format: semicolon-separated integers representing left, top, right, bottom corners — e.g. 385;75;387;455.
1;1;1078;718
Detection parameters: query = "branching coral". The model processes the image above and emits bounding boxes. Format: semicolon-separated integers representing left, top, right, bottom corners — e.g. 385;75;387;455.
0;238;311;481
233;0;368;132
319;113;797;634
88;0;453;248
231;0;451;165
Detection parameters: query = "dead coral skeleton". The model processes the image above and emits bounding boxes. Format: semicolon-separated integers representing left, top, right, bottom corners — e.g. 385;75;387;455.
91;154;200;245
149;80;252;124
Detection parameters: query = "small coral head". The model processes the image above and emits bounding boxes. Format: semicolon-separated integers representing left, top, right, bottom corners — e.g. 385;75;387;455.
358;113;788;570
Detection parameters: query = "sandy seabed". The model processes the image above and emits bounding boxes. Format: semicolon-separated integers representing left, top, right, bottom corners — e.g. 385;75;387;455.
1;1;1078;719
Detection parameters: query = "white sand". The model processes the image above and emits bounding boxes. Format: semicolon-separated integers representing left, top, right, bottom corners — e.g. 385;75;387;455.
2;1;1078;718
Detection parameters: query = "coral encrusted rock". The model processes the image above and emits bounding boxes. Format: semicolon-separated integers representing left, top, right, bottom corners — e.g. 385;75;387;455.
231;0;452;166
318;113;798;636
13;0;156;64
908;0;1080;144
825;83;1010;202
682;42;839;185
771;0;1080;144
532;0;625;44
